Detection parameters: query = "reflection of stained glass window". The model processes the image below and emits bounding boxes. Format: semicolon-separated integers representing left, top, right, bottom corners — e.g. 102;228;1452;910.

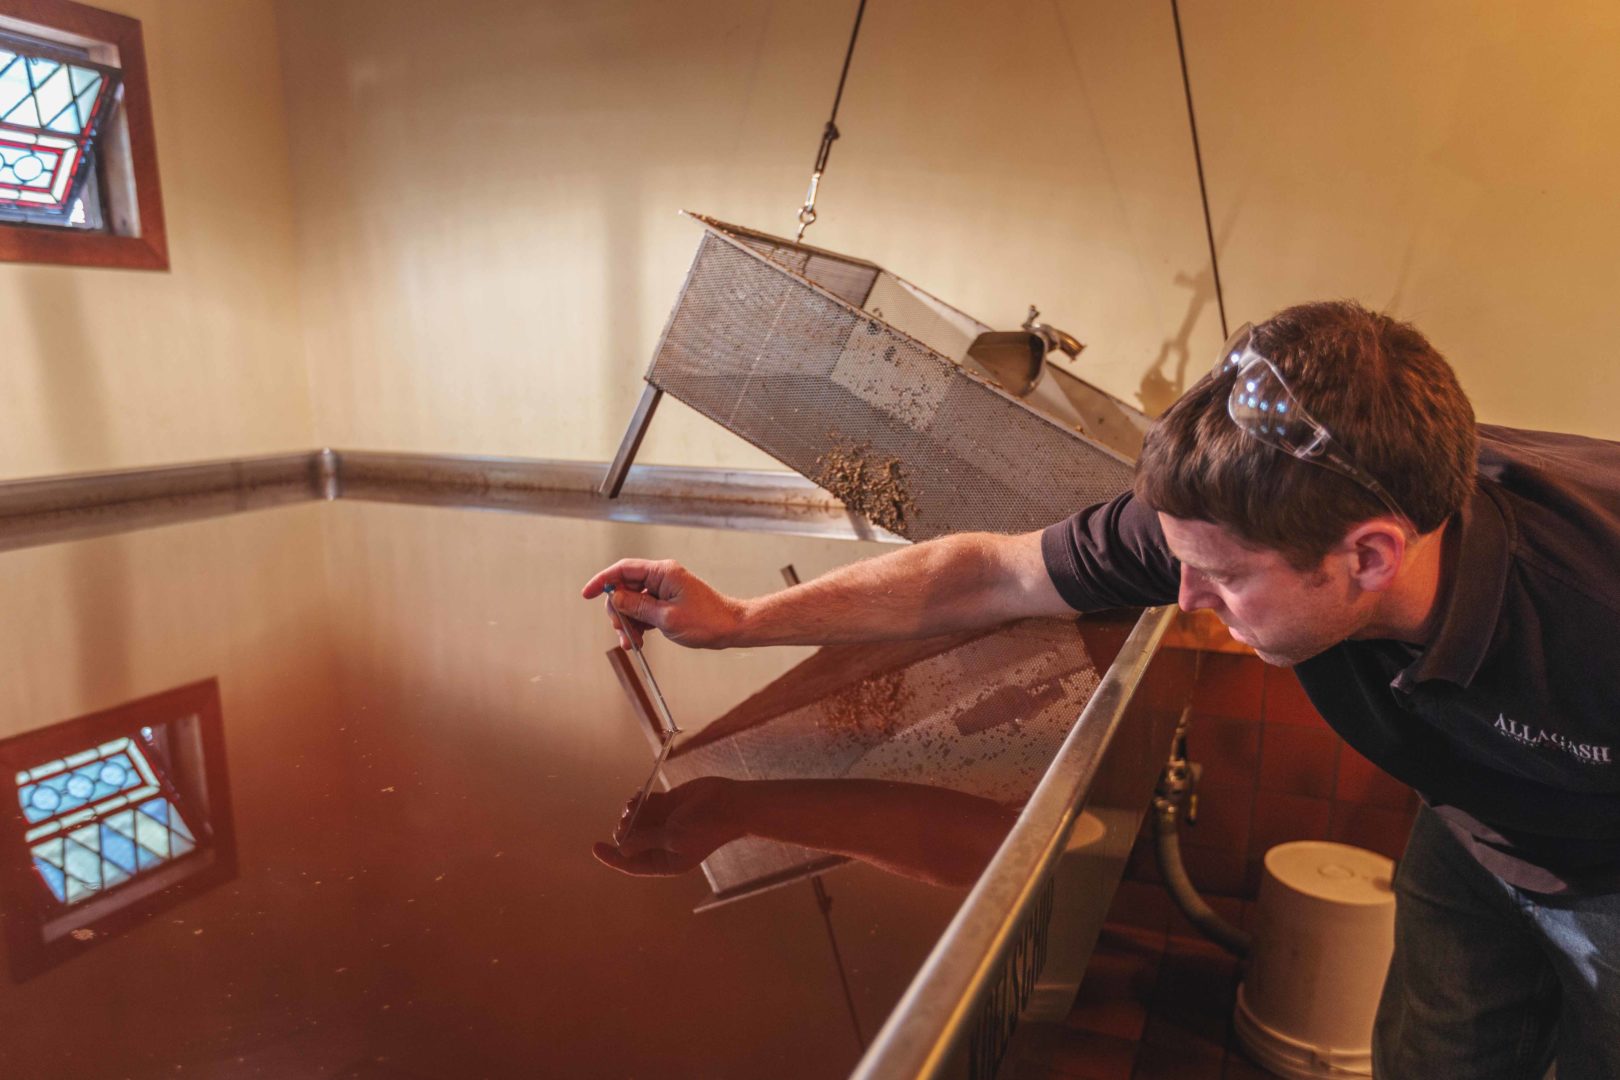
0;36;120;221
16;734;197;907
1;681;230;979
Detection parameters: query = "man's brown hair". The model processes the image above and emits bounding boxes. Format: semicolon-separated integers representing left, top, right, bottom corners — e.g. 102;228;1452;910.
1135;300;1476;567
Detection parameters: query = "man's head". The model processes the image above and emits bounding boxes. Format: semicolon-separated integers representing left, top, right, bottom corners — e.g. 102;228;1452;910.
1136;300;1476;663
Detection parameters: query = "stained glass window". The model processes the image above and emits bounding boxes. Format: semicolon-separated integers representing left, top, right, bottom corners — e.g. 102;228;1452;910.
0;35;120;223
16;732;198;907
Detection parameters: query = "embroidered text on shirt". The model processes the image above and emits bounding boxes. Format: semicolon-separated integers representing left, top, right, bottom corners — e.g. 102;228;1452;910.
1493;714;1613;764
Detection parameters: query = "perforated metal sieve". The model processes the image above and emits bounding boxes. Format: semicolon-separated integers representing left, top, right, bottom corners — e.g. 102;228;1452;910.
604;214;1147;540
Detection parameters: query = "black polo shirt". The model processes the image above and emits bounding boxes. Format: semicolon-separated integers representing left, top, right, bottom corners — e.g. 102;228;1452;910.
1042;425;1620;895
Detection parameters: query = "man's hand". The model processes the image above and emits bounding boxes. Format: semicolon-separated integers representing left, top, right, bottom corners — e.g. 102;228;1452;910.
591;776;740;877
583;531;1074;652
581;559;745;650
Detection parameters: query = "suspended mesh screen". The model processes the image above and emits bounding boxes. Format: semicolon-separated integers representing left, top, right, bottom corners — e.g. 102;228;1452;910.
644;216;1140;540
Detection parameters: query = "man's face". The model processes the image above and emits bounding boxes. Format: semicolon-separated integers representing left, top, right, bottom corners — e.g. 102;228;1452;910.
1158;513;1371;666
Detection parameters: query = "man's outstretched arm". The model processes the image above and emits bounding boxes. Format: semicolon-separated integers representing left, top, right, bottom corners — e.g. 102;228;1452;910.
580;529;1078;650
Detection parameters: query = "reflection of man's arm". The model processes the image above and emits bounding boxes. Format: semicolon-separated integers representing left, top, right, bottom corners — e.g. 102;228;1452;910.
593;776;1020;889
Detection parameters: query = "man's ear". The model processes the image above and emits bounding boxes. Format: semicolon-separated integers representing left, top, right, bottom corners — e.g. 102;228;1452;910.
1342;520;1407;592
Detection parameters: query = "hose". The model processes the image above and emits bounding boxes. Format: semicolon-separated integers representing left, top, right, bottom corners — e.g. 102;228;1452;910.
1152;706;1252;958
1153;797;1252;957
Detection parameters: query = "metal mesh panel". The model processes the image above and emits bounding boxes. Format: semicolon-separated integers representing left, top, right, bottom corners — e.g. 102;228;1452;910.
730;230;880;308
647;219;1136;539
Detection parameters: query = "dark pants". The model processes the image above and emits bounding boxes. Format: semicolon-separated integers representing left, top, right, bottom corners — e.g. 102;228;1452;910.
1373;806;1620;1079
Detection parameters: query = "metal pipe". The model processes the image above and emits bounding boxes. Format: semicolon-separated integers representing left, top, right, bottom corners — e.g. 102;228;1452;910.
0;452;898;551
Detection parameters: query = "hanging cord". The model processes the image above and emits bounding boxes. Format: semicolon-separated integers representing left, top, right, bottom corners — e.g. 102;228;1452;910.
1170;0;1228;339
796;0;869;242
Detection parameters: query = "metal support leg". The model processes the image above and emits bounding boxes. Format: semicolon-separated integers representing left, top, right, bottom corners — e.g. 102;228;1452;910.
600;383;664;498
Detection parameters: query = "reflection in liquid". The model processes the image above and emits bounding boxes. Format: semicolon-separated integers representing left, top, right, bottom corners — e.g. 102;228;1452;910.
597;776;1019;889
0;502;1155;1079
604;616;1130;908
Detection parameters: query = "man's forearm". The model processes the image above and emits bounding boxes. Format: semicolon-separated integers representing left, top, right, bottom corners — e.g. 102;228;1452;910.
731;530;1064;646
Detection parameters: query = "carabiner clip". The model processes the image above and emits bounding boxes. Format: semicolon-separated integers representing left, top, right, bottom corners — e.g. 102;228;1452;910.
796;170;823;241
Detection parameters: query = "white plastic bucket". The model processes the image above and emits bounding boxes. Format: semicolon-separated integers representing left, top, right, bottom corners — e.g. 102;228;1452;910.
1234;841;1396;1078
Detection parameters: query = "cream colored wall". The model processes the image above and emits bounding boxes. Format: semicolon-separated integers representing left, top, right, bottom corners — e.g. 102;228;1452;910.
272;0;1212;468
1185;0;1620;438
275;0;1620;468
0;0;312;482
9;0;1604;483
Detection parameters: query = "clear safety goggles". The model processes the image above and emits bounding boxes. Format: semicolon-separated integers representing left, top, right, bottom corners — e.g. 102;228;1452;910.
1213;323;1414;532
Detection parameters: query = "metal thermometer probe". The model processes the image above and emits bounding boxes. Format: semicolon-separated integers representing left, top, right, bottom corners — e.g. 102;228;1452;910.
604;583;681;842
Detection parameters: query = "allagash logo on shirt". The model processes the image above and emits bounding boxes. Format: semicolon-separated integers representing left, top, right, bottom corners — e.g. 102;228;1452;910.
1493;714;1613;764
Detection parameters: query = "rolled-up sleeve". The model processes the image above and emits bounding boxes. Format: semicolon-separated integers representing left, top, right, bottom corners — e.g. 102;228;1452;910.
1040;491;1181;612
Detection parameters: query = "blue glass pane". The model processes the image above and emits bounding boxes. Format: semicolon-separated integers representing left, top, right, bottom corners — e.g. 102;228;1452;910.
98;757;131;789
21;783;59;821
105;808;137;840
135;809;170;858
31;772;90;814
101;860;130;888
100;822;137;874
65;876;93;903
43;100;80;134
25;56;59;85
69;822;99;852
172;831;195;857
71;71;101;129
136;844;163;871
33;837;65;868
68;64;99;98
172;812;195;843
33;858;66;902
140;797;168;825
0;55;29;117
33;64;72;134
64;838;101;887
3;85;40;128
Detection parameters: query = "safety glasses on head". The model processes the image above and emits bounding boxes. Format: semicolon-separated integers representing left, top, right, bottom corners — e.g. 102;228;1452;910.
1213;323;1415;533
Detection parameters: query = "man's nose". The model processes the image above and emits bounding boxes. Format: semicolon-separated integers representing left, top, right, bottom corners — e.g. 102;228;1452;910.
1178;568;1213;613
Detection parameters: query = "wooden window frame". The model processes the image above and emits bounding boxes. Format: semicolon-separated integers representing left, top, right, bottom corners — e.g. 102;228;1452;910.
0;679;236;980
0;0;167;270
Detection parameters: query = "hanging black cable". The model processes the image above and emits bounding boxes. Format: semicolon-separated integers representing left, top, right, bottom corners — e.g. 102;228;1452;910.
796;0;869;241
1170;0;1228;339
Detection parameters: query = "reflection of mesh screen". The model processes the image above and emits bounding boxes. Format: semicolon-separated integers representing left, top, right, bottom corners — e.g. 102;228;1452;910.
663;619;1103;902
647;219;1136;540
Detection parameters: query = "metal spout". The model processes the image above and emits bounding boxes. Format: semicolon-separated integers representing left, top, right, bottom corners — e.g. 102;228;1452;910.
1023;305;1084;361
965;331;1046;397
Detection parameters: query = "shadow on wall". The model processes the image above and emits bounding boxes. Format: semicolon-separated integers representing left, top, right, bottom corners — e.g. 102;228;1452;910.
1383;229;1421;316
22;272;134;705
1138;196;1247;417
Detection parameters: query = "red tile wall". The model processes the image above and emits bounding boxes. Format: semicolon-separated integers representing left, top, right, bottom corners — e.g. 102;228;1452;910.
1113;650;1420;927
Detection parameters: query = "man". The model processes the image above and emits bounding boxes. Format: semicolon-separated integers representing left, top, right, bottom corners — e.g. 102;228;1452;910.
582;301;1619;1078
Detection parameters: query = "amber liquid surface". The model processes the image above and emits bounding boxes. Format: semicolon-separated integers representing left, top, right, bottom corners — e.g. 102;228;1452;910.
0;501;1131;1078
